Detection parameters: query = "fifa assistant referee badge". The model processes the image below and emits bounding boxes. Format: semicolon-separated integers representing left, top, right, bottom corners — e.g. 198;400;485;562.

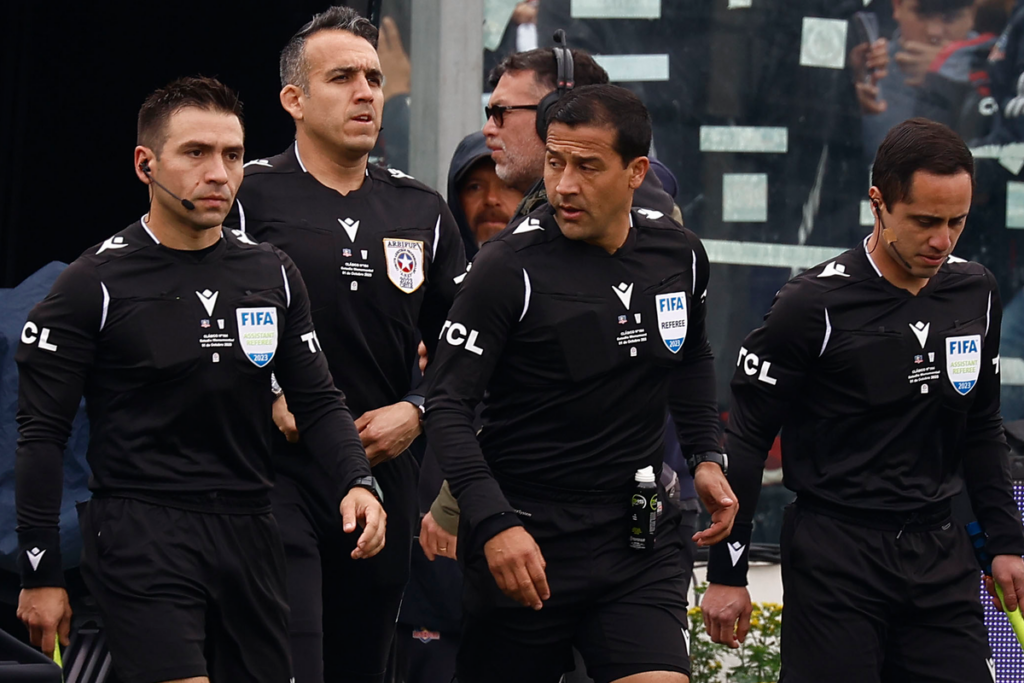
351;476;384;503
687;451;728;477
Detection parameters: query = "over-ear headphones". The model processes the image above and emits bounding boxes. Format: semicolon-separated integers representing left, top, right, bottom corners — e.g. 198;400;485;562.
535;29;575;141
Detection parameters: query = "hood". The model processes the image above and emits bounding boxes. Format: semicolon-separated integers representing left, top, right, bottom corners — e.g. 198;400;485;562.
446;131;493;259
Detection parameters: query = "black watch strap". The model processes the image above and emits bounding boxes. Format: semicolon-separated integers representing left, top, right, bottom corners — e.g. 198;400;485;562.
687;451;728;477
403;394;426;418
351;475;384;503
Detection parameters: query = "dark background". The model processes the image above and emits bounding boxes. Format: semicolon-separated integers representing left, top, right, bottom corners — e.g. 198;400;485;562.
0;1;389;288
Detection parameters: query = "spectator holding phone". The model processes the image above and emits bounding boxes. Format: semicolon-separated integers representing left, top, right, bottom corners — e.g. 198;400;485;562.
863;0;978;161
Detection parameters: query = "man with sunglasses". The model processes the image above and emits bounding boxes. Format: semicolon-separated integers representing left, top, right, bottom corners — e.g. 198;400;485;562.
482;47;676;218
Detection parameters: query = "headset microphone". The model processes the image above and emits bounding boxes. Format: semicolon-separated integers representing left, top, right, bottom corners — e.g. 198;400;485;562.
874;200;914;269
140;160;196;211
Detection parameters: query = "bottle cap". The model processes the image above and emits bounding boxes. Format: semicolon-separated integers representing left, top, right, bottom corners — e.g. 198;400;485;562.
635;465;656;483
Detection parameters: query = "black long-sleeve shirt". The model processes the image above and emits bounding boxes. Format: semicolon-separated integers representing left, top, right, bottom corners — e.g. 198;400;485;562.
15;221;370;587
707;239;1024;586
224;145;466;419
424;205;721;545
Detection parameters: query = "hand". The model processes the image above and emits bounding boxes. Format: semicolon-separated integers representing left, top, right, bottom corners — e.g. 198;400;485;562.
483;526;550;610
272;394;299;443
987;554;1024;612
419;511;458;560
340;487;387;559
512;1;538;25
17;587;71;658
355;401;422;467
895;39;944;87
701;583;752;649
692;462;737;547
417;340;429;374
850;38;889;114
378;16;411;103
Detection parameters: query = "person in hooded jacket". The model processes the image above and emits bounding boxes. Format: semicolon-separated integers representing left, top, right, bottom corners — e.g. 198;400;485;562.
387;132;525;683
447;132;525;260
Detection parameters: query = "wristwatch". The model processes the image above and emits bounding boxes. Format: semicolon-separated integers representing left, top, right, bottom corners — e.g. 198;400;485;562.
403;394;426;420
270;373;284;399
687;451;729;477
351;475;384;503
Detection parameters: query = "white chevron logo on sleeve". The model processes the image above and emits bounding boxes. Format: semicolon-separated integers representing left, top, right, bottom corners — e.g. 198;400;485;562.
27;547;45;571
728;542;746;566
231;230;258;245
818;261;850;278
454;263;472;284
512;218;544;234
97;235;128;254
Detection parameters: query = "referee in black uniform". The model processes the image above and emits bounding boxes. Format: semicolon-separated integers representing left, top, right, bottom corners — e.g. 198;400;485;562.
703;118;1024;682
425;84;737;683
15;77;384;683
222;8;466;683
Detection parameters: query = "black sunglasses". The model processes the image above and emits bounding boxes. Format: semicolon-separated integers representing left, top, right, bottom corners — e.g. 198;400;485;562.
485;104;539;127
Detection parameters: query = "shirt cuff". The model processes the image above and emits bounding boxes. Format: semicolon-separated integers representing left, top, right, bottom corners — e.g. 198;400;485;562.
706;521;752;587
18;528;65;588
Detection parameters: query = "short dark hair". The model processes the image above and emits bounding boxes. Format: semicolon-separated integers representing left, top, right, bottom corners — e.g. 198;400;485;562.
872;118;975;207
280;6;378;91
546;84;651;164
137;76;244;155
489;48;609;92
916;0;974;15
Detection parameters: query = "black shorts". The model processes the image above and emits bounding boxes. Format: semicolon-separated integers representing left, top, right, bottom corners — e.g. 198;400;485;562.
779;503;992;683
272;449;419;683
457;488;691;683
77;497;291;683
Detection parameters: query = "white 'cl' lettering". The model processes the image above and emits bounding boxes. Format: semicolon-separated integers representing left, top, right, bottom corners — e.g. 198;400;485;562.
737;346;777;385
21;322;58;352
440;320;484;356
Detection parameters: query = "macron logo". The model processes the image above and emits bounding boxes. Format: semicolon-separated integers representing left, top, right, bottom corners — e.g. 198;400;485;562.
27;547;45;571
231;230;258;245
728;542;746;567
339;218;360;242
97;235;128;254
636;208;664;220
909;321;930;348
612;282;634;309
818;261;849;278
196;289;219;316
513;218;544;234
454;263;472;285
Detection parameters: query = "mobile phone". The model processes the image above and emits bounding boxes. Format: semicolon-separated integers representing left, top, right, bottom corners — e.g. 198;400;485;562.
851;12;881;83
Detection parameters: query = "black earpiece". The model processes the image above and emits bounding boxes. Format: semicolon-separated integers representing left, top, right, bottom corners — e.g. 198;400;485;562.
535;29;575;141
139;158;195;211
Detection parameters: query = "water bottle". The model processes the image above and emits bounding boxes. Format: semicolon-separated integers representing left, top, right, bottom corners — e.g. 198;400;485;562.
629;466;658;551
